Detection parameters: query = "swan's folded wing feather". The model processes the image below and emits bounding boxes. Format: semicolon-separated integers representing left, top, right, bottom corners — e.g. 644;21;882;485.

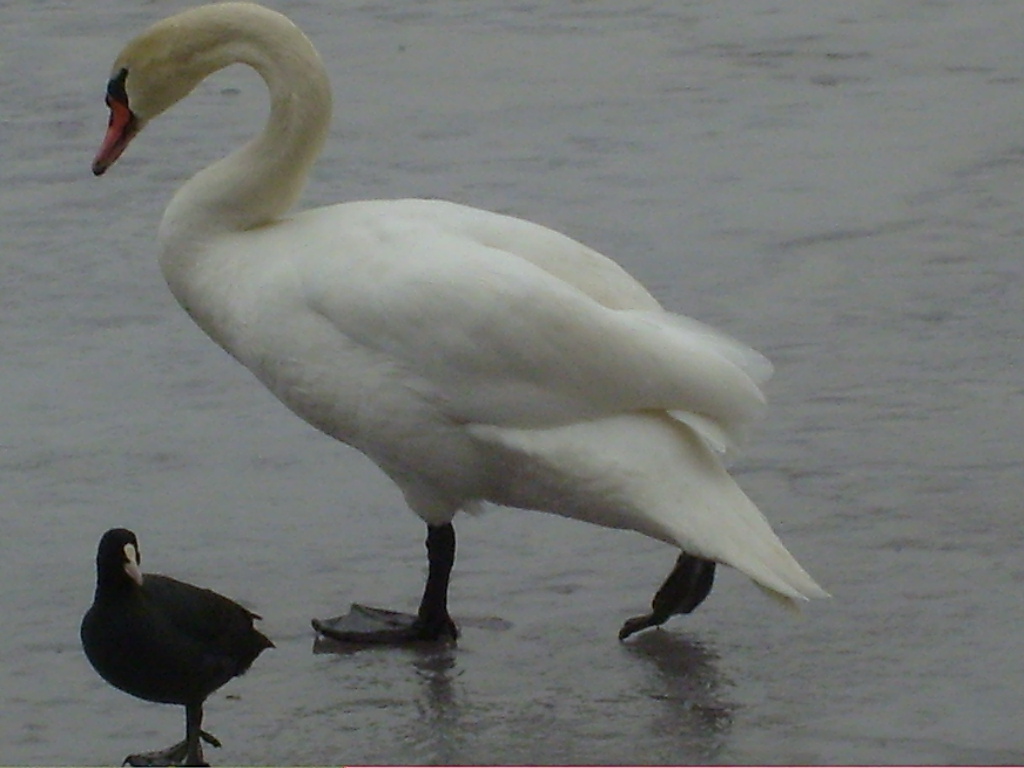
629;311;773;387
295;219;766;448
452;203;666;313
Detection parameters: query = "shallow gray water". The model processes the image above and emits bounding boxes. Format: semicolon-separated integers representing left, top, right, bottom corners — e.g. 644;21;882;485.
2;0;1023;764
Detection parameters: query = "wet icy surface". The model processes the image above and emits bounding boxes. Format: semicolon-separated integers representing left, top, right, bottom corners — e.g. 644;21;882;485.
1;0;1022;764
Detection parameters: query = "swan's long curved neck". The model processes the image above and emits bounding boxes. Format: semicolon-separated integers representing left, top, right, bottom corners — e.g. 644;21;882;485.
157;5;332;249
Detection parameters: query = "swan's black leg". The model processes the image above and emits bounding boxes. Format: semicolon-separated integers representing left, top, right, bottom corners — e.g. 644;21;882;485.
413;523;459;639
312;523;458;645
618;553;716;640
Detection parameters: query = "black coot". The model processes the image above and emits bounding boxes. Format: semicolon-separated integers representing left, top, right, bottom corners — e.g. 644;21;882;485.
81;528;273;766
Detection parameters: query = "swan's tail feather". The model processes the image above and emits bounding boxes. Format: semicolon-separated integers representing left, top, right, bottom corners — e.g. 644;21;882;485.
472;414;828;611
754;582;807;614
742;555;830;609
645;422;829;610
690;493;829;610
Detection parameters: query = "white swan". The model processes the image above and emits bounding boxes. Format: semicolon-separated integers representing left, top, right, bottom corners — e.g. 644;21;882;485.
93;2;827;643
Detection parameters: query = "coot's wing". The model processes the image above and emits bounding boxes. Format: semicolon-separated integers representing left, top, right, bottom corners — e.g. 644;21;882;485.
142;575;272;681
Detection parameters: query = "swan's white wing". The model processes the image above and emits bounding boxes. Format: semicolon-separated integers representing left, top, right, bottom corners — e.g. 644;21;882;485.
639;312;773;386
453;202;773;389
442;201;665;312
288;201;767;448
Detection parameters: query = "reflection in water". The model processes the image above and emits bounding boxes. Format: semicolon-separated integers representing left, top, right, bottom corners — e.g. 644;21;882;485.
311;636;465;763
409;647;464;764
624;631;736;761
8;0;1020;760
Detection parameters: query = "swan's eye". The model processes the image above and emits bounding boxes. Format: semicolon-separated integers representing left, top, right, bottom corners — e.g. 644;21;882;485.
106;67;130;107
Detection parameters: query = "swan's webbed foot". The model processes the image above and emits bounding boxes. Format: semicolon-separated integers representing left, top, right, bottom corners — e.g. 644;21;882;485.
313;604;458;645
619;553;716;640
122;731;220;767
313;523;459;647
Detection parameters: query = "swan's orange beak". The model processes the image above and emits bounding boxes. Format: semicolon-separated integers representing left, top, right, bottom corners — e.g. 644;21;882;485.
92;97;138;176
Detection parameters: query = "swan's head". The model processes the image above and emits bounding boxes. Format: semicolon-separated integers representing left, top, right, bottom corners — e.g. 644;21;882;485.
92;3;273;176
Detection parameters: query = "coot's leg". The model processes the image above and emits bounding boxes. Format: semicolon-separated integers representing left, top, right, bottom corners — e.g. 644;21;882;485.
619;553;716;640
122;742;188;767
312;523;459;645
121;707;219;767
183;702;208;767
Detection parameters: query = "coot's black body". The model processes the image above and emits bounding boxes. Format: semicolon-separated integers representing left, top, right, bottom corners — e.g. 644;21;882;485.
81;528;272;766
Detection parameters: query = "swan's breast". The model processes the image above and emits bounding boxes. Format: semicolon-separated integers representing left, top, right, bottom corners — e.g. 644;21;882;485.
161;221;486;491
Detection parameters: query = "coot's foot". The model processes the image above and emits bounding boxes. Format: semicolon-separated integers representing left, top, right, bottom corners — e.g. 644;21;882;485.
312;604;458;645
122;730;219;767
619;554;717;641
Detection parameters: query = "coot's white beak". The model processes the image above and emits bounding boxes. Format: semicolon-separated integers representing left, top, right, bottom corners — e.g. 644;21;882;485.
122;543;144;586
